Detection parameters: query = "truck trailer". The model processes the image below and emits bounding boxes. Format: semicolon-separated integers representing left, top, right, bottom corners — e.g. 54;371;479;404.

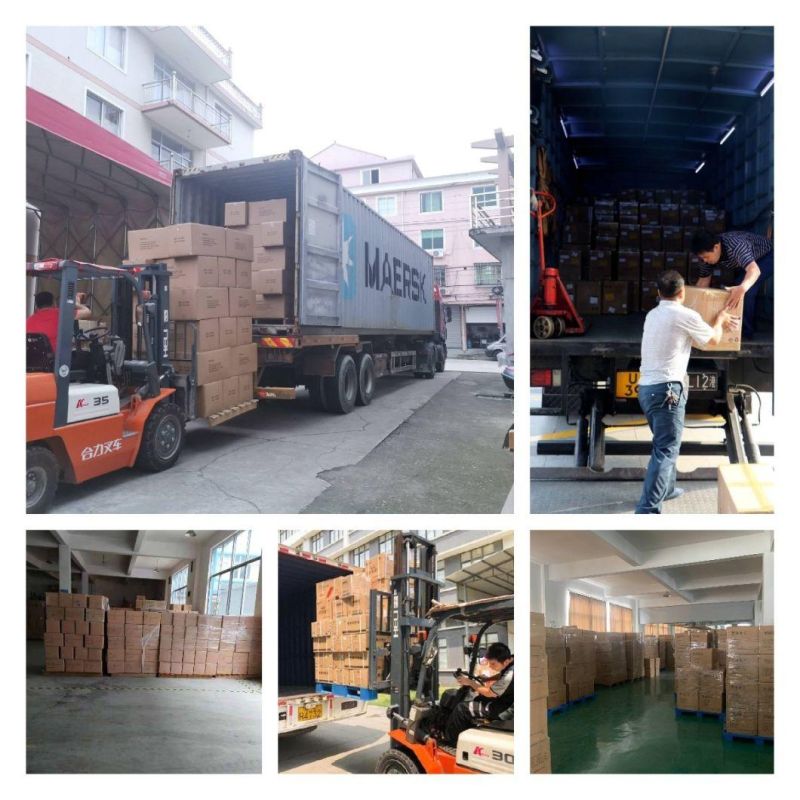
173;151;448;414
531;26;774;476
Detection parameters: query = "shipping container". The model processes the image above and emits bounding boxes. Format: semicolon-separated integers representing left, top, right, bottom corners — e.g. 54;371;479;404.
531;26;774;472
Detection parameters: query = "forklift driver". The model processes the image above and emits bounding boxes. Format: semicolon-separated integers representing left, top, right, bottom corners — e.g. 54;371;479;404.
443;643;514;746
26;290;92;353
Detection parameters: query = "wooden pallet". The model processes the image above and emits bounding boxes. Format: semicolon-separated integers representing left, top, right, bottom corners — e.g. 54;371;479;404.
206;399;258;428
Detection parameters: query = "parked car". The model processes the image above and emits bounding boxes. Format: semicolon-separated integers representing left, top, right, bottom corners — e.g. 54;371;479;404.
485;334;507;360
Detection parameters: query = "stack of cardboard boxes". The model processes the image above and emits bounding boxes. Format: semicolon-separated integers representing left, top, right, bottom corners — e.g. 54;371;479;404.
545;628;567;709
225;200;290;321
726;626;773;738
559;189;730;317
531;613;552;774
106;608;161;675
658;635;675;670
625;633;645;681
594;632;627;686
563;627;596;700
44;593;108;674
127;223;258;418
642;635;660;677
312;554;393;687
674;630;726;714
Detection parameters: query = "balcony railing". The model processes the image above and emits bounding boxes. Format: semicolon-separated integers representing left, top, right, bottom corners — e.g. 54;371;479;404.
470;187;514;231
143;75;232;140
217;80;263;126
189;26;232;69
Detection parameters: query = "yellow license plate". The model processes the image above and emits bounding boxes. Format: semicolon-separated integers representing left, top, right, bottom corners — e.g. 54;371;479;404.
298;704;323;722
615;371;640;399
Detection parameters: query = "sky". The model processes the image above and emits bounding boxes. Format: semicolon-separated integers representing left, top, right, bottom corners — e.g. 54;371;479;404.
210;7;518;177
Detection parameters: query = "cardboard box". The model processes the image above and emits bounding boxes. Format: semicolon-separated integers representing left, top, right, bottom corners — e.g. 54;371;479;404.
662;227;684;251
230;343;258;376
254;295;287;319
641;251;666;278
229;288;256;317
225;229;254;261
248;221;288;247
236;259;252;289
218;257;237;288
218;317;238;349
253;247;288;270
639;204;660;225
759;626;774;655
717;464;774;514
249;199;287;223
682;286;743;352
172;318;220;355
236;317;252;346
252;268;289;296
690;648;722;670
602;281;633;315
616;251;640;281
239;373;255;404
168;224;228;258
664;252;688;276
108;609;126;625
576;282;602;315
641;281;660;313
128;227;171;261
192;348;231;385
222;377;240;408
163;256;218;288
587;250;613;281
171;287;229;321
224;202;248;227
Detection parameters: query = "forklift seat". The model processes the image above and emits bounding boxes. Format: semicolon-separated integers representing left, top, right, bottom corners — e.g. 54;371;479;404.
480;718;514;733
26;333;54;373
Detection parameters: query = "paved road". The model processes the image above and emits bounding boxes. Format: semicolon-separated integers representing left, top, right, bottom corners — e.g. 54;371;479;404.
279;706;388;774
445;357;504;374
48;369;512;514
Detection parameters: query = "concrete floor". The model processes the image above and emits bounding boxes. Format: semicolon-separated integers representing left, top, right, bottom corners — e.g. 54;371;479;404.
279;705;388;774
26;642;261;774
548;672;773;774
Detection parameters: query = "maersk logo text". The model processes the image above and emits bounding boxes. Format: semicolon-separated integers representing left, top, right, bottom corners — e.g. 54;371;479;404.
365;243;427;304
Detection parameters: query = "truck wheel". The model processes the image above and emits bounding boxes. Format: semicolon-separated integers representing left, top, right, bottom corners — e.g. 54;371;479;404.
324;354;357;414
136;402;185;471
308;377;329;411
375;749;421;774
27;445;59;513
435;346;446;372
356;353;375;406
533;316;555;340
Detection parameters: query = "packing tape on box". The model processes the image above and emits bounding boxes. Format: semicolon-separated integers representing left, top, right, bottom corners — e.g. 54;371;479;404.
740;464;771;512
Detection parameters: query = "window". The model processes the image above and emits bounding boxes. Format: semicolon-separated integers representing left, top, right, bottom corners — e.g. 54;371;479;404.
438;637;449;669
362;168;380;185
434;267;447;287
474;262;501;285
378;532;394;554
610;603;633;633
460;542;501;569
170;565;190;605
569;592;606;632
86;91;122;136
151;129;193;170
279;531;295;543
87;27;126;69
328;530;343;544
214;102;232;138
376;196;397;217
472;184;498;209
310;533;324;554
349;543;369;568
420;191;443;213
421;229;444;252
206;531;261;616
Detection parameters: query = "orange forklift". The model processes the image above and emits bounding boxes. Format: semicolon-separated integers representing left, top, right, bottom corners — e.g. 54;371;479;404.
26;259;190;512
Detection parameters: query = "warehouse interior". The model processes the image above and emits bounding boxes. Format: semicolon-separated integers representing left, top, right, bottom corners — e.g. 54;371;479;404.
26;530;262;774
531;530;773;774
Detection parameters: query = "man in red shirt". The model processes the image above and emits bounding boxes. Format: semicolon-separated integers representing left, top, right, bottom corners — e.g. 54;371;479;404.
26;291;92;353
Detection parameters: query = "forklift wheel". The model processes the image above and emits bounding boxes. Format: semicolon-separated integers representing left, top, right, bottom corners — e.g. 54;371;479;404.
136;402;185;471
532;316;556;340
374;749;421;774
26;445;59;513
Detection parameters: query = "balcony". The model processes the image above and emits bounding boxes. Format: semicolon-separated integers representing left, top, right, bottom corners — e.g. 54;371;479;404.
141;26;232;84
215;80;264;129
142;76;231;150
469;187;514;261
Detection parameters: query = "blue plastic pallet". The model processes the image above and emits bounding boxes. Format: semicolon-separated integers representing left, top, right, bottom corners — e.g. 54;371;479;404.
675;707;725;722
547;694;596;717
723;729;773;746
315;682;378;701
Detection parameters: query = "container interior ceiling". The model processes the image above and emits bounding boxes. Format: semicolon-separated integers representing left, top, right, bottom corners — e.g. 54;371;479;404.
532;26;774;228
277;553;350;691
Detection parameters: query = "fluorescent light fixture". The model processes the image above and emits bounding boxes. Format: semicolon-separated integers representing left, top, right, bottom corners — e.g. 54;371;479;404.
573;155;580;170
720;126;736;145
695;161;706;174
560;116;569;138
531;48;543;62
760;76;774;97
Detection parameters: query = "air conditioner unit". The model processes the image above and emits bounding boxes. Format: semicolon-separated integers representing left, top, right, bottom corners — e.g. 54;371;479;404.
429;249;444;258
491;285;504;297
439;287;449;296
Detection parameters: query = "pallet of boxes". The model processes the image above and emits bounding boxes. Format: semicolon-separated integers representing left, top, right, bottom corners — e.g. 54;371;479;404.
674;630;726;717
725;626;773;742
643;635;660;678
311;554;393;690
531;613;552;774
595;632;627;686
626;632;645;680
563;627;596;702
224;200;290;322
43;592;108;675
127;223;259;424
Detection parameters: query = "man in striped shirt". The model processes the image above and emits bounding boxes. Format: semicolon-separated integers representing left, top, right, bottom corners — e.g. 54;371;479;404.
691;229;773;338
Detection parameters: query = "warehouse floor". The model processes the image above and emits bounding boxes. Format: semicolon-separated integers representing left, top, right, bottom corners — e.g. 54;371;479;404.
26;642;261;773
548;672;773;774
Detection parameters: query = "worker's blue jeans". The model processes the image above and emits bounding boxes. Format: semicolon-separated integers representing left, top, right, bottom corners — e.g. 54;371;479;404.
635;382;687;514
737;250;773;338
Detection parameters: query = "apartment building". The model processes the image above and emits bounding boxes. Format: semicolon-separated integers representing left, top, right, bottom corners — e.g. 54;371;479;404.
313;144;506;353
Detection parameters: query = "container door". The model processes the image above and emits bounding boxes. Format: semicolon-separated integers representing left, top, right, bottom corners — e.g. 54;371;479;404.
297;158;342;326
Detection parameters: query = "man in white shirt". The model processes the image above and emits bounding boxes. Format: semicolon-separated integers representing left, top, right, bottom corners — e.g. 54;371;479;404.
636;270;734;513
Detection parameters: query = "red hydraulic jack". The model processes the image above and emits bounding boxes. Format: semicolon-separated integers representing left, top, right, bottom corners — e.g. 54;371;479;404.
531;190;586;339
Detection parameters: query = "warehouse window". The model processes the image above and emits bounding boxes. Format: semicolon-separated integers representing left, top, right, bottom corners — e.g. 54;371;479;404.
474;263;501;286
376;196;397;217
170;565;190;605
472;184;498;209
378;532;394;554
87;26;126;69
206;531;261;616
460;541;501;569
309;533;324;554
420;191;443;213
421;229;445;252
569;592;606;632
349;543;369;568
609;603;633;633
86;91;122;136
362;168;380;185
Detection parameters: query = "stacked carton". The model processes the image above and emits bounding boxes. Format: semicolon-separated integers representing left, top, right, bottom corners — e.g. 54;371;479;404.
106;608;161;675
225;200;290;321
675;630;726;713
127;223;258;417
594;632;627;686
531;613;552;774
545;628;567;709
312;556;390;687
135;596;168;611
563;628;595;699
43;593;108;674
658;635;675;670
625;633;645;680
726;626;772;737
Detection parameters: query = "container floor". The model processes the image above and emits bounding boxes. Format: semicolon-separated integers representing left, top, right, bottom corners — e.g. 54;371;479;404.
548;671;773;774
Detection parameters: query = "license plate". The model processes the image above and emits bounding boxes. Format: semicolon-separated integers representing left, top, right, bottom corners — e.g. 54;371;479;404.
615;371;718;399
298;704;323;722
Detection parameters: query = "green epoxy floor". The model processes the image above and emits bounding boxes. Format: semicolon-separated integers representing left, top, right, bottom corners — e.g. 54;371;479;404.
549;672;773;774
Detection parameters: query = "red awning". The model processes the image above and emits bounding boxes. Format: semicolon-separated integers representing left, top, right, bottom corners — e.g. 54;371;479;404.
26;87;172;187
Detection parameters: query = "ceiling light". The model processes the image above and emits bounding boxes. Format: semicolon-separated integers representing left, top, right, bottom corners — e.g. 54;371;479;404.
760;76;774;97
560;116;569;139
185;531;197;538
720;126;735;145
695;161;706;174
573;155;580;170
531;48;543;63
